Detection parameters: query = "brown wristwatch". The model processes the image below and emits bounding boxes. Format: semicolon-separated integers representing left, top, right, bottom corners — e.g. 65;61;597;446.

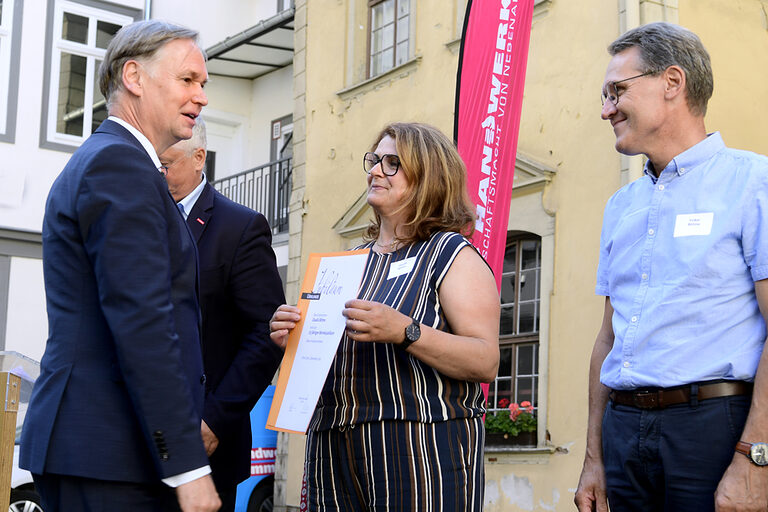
735;441;768;466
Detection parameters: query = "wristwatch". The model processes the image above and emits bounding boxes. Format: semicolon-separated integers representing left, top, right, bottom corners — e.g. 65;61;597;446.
399;318;421;349
735;441;768;466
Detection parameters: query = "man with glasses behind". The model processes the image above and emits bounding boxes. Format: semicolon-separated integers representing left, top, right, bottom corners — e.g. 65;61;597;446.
160;119;285;511
575;22;768;512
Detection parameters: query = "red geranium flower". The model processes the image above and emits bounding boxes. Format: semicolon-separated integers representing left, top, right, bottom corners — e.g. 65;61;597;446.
520;400;534;413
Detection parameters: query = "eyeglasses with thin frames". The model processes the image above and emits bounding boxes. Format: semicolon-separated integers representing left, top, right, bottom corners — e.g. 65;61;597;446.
363;152;401;176
601;71;656;106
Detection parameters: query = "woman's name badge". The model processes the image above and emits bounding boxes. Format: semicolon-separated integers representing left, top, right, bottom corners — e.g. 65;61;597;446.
388;257;416;279
673;212;713;237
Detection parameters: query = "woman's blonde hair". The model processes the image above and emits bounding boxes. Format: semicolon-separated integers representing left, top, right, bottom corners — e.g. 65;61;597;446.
364;122;475;245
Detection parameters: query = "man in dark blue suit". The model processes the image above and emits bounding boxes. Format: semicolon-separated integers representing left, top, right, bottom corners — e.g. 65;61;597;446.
160;119;285;511
20;20;220;512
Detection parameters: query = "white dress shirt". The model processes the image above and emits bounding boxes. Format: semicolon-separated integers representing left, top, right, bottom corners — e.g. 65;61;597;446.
177;173;207;220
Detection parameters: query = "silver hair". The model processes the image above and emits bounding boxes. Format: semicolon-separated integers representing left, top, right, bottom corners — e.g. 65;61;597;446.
98;20;203;111
175;117;208;155
608;22;713;116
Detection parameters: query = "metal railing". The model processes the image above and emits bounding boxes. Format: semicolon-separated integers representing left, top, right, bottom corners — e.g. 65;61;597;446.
212;157;292;234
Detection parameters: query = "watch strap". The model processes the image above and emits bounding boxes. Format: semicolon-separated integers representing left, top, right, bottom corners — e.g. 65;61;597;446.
735;441;752;458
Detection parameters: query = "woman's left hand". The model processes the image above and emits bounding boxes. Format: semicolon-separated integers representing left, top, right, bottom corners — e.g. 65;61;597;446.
343;299;411;344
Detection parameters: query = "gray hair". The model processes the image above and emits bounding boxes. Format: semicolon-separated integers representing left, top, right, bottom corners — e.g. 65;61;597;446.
175;117;208;155
98;20;202;111
608;22;713;116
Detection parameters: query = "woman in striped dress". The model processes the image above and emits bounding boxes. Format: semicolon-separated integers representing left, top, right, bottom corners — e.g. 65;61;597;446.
270;122;500;511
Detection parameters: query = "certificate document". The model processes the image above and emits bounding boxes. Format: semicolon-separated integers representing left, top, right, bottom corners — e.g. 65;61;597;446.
266;249;370;433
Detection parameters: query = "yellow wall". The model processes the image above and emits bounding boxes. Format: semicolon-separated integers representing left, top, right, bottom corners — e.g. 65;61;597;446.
681;0;768;155
285;0;768;510
483;2;768;510
300;0;464;259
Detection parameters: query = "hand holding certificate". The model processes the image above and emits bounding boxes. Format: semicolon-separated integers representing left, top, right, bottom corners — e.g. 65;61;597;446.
267;249;370;433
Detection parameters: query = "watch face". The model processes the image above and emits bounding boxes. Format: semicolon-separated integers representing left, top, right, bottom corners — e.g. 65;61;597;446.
751;443;768;466
406;322;420;342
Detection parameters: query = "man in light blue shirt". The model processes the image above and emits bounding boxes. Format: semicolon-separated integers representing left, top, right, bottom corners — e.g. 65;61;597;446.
575;23;768;512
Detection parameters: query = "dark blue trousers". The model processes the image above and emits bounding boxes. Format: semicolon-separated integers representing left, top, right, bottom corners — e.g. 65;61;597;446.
602;395;750;512
306;417;485;511
32;473;181;512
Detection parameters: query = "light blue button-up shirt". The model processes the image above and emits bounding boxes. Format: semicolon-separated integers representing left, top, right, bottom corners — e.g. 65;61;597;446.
596;132;768;390
177;173;206;220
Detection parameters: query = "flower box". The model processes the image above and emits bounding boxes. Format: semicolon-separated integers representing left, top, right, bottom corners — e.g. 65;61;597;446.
484;400;537;446
485;430;537;447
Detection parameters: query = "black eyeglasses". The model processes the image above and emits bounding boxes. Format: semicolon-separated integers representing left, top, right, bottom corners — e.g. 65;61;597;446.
363;152;401;176
601;71;655;106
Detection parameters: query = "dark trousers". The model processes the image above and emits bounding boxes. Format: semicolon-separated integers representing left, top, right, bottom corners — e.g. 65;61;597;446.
306;417;485;511
602;395;750;512
33;473;182;512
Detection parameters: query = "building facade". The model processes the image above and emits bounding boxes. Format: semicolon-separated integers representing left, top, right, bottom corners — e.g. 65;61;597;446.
277;0;768;510
0;0;294;362
2;0;766;510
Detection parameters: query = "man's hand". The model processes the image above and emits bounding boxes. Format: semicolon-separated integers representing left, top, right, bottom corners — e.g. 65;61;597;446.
715;454;768;511
574;456;609;512
201;420;219;456
718;280;768;510
176;474;221;512
575;297;614;512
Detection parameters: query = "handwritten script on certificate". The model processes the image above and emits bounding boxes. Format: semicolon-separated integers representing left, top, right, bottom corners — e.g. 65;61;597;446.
266;249;370;433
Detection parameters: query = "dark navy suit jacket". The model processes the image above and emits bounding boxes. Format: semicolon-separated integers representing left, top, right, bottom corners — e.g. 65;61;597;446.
20;120;209;483
187;183;284;490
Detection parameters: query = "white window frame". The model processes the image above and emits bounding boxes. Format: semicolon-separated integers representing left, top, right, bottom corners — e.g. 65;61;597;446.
488;236;542;416
0;0;18;135
45;0;132;147
367;0;411;79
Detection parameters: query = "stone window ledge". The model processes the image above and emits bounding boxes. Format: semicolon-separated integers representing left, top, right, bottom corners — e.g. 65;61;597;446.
336;56;422;101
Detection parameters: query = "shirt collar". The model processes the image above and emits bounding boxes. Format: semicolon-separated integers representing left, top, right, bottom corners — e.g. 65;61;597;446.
107;116;162;170
177;173;207;220
643;131;726;183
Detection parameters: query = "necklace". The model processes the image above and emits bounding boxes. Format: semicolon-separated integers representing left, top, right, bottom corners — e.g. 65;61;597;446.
375;238;398;252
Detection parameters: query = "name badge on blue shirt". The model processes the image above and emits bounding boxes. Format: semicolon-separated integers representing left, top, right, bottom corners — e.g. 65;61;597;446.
673;212;713;237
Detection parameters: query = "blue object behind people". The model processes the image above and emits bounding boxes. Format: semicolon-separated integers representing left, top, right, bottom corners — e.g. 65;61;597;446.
234;386;277;512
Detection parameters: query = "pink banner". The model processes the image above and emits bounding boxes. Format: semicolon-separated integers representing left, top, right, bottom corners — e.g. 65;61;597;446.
455;0;534;291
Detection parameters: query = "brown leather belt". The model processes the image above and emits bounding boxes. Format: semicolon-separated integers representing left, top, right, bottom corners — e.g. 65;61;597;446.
610;381;752;410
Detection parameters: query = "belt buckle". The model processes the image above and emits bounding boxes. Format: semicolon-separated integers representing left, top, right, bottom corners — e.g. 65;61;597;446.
633;390;658;409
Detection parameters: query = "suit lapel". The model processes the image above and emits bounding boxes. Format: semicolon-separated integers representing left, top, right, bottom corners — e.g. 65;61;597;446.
186;183;214;242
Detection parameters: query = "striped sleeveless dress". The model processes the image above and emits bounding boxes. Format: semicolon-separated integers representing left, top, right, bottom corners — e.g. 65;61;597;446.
305;231;486;511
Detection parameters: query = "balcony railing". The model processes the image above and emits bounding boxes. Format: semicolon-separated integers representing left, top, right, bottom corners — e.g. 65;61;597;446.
212;157;292;234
